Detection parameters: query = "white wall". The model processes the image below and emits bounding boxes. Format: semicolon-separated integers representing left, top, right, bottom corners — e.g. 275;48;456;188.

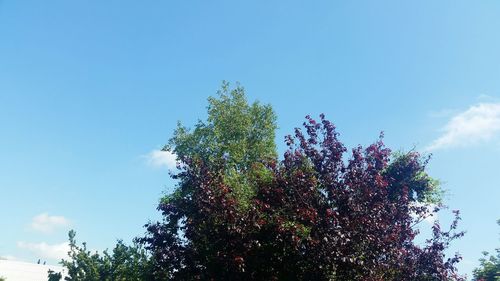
0;260;65;281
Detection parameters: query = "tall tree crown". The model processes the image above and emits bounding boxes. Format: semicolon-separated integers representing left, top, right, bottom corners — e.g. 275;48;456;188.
166;82;278;207
167;82;277;169
140;89;463;280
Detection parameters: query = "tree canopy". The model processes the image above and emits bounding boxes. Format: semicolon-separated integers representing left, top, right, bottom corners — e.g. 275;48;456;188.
139;88;463;280
472;219;500;281
168;82;277;168
165;82;277;208
48;230;153;281
51;85;464;281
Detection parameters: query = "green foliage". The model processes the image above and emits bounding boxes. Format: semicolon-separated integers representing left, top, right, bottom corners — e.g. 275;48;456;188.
473;219;500;281
48;230;154;281
47;270;62;281
141;114;464;280
384;151;444;205
169;82;277;166
473;250;500;281
0;276;6;281
166;82;278;208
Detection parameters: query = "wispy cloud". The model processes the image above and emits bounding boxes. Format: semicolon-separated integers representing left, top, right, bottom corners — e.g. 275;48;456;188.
427;108;458;118
0;255;18;261
426;103;500;151
30;213;70;234
17;241;69;260
145;149;177;169
478;94;492;100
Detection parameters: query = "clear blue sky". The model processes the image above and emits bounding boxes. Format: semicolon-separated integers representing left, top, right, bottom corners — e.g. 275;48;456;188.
1;1;499;278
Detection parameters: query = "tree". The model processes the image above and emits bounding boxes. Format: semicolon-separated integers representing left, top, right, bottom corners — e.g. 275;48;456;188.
47;270;62;281
168;82;277;169
48;230;154;281
140;88;464;280
472;220;500;281
166;82;277;208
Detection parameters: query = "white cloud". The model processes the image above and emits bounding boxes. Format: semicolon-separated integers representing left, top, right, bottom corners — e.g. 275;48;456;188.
30;213;70;234
17;241;69;260
146;149;177;169
426;103;500;151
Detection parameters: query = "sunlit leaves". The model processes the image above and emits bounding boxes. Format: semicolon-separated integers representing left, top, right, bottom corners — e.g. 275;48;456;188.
141;113;464;280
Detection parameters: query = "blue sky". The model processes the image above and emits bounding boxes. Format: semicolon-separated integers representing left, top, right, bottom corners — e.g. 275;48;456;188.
1;0;499;278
